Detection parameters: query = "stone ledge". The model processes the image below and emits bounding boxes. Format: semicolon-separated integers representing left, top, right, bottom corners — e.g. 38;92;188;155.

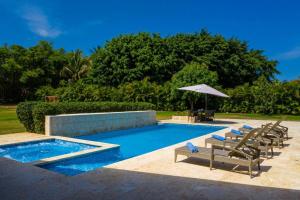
45;110;156;137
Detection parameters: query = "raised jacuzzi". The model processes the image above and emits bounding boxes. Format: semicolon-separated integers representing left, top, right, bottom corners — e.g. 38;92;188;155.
0;136;119;165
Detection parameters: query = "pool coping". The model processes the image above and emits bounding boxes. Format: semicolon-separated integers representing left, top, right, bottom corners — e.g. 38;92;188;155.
0;136;120;166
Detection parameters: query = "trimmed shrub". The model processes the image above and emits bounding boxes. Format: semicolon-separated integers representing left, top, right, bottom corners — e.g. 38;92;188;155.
17;101;155;133
32;103;58;133
16;101;39;132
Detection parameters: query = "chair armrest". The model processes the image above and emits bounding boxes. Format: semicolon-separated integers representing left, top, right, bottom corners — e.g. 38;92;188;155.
255;138;271;146
277;125;288;131
268;130;282;138
211;145;252;159
255;136;272;143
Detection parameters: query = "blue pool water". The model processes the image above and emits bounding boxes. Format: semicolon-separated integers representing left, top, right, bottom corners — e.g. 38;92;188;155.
0;139;96;163
41;123;225;176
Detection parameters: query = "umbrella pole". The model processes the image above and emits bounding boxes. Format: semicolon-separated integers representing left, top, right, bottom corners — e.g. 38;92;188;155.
190;99;193;116
205;94;207;111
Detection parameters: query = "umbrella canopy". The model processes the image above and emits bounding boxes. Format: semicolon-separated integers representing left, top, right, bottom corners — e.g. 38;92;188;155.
178;84;229;112
178;84;229;98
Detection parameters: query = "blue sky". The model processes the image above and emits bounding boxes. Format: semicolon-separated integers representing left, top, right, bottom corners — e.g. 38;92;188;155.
0;0;300;80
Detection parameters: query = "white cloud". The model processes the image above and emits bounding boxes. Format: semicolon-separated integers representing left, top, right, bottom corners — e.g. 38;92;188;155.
20;5;62;38
277;47;300;60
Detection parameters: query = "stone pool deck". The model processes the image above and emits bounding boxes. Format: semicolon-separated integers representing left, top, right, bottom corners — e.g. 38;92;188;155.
0;119;299;200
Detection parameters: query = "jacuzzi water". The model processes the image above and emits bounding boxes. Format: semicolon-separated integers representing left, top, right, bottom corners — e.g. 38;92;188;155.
41;123;226;176
0;139;96;163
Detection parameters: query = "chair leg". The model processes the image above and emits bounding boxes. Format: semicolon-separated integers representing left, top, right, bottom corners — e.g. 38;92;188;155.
271;146;274;157
210;155;213;170
258;161;261;170
210;147;214;170
249;165;252;178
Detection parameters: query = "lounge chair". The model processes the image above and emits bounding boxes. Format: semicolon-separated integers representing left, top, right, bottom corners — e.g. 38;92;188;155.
262;123;285;148
205;124;273;158
263;120;289;140
238;125;255;134
225;123;272;139
175;129;261;178
275;123;289;139
239;120;288;140
226;121;286;148
225;129;246;139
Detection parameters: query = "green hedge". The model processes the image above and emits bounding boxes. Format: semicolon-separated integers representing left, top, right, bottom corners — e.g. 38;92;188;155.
17;101;155;133
16;102;39;132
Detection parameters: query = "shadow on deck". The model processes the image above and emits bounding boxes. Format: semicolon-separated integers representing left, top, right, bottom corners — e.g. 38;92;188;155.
0;158;298;200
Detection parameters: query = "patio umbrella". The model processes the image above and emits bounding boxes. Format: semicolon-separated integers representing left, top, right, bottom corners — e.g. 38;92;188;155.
178;84;229;112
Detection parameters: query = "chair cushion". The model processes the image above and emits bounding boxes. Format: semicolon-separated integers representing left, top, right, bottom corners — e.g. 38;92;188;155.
243;125;253;130
212;134;225;141
231;129;242;135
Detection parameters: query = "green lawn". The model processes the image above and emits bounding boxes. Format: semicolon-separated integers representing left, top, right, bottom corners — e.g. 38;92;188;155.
0;105;25;135
156;111;300;121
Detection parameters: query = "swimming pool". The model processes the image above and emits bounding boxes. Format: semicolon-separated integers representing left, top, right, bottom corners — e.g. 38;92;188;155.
0;139;96;163
41;123;226;175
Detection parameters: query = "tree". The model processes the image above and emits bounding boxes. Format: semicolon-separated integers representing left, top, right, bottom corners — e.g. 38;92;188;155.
89;30;278;88
0;30;281;105
170;62;219;111
0;41;67;102
20;41;66;94
60;50;91;83
166;32;278;88
90;33;183;86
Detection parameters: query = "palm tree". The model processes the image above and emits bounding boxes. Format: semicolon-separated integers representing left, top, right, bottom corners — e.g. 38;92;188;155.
60;50;91;83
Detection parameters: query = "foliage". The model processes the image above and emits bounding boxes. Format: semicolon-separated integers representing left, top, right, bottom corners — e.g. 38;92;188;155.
35;76;300;114
90;33;183;86
60;49;91;83
112;78;168;109
0;41;67;102
220;77;300;114
17;101;155;133
1;31;278;103
3;31;297;116
35;81;112;102
90;31;278;87
16;101;39;132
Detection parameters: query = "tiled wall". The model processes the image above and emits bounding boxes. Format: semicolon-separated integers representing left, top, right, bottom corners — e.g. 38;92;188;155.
45;111;156;137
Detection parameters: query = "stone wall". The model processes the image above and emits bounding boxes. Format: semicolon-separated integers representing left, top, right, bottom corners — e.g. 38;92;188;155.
171;115;196;123
45;111;156;137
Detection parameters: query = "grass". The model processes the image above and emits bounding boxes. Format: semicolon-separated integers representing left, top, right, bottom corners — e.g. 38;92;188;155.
156;111;188;120
156;111;300;121
0;105;299;135
0;105;25;135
